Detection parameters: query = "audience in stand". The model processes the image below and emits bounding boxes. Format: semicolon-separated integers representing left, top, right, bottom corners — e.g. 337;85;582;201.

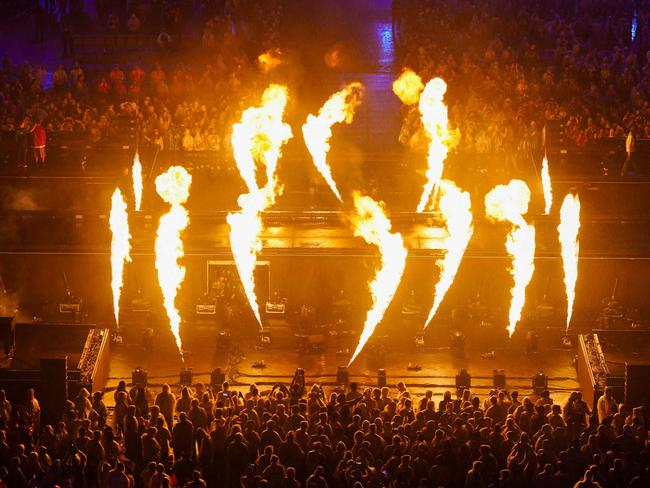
394;0;650;173
1;381;649;487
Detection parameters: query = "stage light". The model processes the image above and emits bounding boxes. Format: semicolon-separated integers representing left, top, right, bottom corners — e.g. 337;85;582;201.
378;368;387;387
337;366;349;386
210;368;225;388
180;367;193;385
493;369;506;389
456;368;471;392
132;367;148;387
532;370;547;394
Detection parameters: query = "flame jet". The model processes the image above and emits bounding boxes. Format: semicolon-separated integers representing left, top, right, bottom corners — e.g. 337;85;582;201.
227;85;292;327
348;192;407;366
541;155;552;214
109;188;131;326
132;152;143;211
416;77;454;212
302;82;364;201
485;180;536;337
558;194;580;330
423;180;473;327
155;166;192;356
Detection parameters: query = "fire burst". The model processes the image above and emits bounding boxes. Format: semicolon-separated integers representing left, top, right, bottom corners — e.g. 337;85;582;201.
485;180;536;337
348;192;407;366
558;194;580;330
424;180;473;328
155;166;192;356
541;155;552;214
302;82;364;201
228;85;292;327
132;152;143;211
392;68;424;105
109;188;131;326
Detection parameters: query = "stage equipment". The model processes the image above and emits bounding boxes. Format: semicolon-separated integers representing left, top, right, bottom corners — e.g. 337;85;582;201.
450;329;465;349
196;294;217;315
493;369;506;388
40;357;67;427
378;369;387;387
532;370;548;394
456;369;471;392
597;279;625;328
265;292;286;315
259;331;271;346
180;367;193;385
210;368;225;388
526;330;539;354
414;333;425;348
337;366;349;385
0;316;15;357
216;331;231;351
401;290;421;318
131;367;148;387
625;363;650;409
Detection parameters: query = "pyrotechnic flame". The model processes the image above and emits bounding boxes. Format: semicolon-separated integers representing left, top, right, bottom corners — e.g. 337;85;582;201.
416;77;455;212
348;192;407;366
258;49;283;72
485;180;536;337
423;180;473;328
541;155;552;214
558;194;580;330
155;166;192;356
109;188;131;326
228;85;292;327
302;82;364;201
392;68;424;105
132;152;143;211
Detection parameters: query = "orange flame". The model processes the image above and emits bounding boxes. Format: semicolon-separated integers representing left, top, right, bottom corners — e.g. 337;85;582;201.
348;192;407;365
155;166;192;356
302;82;364;201
424;180;473;327
558;194;580;330
228;85;292;327
392;68;424;105
541;155;552;214
485;180;536;336
132;152;143;211
109;188;131;326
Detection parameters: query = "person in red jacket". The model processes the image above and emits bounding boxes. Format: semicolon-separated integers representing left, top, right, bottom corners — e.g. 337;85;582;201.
31;119;46;168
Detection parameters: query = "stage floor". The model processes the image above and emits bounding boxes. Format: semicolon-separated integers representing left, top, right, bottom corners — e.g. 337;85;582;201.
104;318;579;405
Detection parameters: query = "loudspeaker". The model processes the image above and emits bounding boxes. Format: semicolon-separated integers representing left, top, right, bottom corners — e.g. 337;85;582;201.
625;363;650;408
132;367;148;387
0;316;15;357
210;368;225;388
456;369;471;391
40;357;68;427
337;366;349;386
493;369;506;389
378;369;387;387
180;367;193;385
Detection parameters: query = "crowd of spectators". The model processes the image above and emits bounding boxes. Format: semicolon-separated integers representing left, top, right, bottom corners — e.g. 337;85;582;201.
1;381;650;487
394;0;650;172
0;0;285;168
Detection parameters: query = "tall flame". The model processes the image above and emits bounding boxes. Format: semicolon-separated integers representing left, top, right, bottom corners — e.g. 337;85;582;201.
109;188;131;326
416;78;453;212
302;82;364;201
558;194;580;330
348;192;407;365
228;85;292;327
541;155;552;214
132;152;143;211
485;180;536;336
155;166;192;356
423;180;473;328
392;68;424;105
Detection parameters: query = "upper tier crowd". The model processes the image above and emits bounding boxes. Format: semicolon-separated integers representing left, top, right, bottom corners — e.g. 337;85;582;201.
0;0;284;162
1;381;649;487
394;0;650;170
